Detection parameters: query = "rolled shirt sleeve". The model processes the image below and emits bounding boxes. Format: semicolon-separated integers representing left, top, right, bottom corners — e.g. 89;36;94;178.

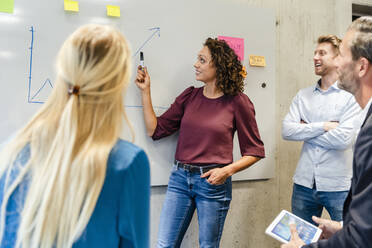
234;94;265;158
152;87;195;140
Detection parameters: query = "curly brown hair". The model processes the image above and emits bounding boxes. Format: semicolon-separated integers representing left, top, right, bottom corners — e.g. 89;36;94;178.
203;38;244;95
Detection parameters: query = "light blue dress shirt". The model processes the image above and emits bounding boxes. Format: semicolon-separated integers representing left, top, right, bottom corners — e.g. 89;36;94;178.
0;139;150;248
282;81;361;191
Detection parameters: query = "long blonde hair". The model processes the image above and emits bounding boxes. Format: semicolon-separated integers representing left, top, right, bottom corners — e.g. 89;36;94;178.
0;24;132;248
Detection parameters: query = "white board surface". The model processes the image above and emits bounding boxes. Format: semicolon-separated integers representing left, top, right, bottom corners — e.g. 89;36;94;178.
0;0;276;185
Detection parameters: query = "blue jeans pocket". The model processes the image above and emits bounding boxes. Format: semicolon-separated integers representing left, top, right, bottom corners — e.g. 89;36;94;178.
199;177;232;200
202;177;226;187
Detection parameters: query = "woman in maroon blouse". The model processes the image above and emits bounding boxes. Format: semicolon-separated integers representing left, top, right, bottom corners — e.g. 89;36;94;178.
135;38;265;248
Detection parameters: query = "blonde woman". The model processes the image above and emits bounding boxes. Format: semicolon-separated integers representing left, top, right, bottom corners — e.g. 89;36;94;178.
0;24;150;248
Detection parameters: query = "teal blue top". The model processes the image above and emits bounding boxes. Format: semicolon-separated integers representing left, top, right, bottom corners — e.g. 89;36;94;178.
0;139;150;248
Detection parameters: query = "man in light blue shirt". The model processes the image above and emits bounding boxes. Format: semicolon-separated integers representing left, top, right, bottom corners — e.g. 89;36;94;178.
282;35;361;225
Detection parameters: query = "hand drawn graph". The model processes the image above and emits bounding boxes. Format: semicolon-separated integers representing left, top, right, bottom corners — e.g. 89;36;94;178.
26;26;166;110
27;26;53;104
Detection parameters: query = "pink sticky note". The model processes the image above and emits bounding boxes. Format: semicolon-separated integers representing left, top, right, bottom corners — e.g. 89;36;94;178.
218;36;244;61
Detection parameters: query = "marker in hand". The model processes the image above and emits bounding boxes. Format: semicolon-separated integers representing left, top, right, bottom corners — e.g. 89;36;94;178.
137;51;146;83
140;51;145;70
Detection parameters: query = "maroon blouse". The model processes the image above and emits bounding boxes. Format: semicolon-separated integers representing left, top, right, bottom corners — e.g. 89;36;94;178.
152;87;265;165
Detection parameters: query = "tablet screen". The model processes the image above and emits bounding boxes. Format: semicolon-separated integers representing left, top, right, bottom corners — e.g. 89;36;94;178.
271;212;319;244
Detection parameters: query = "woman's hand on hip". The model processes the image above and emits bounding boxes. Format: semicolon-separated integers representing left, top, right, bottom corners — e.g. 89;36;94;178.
201;167;232;185
135;66;151;92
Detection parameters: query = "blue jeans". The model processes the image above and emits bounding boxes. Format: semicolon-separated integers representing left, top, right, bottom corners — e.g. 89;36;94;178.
157;164;232;248
291;183;348;225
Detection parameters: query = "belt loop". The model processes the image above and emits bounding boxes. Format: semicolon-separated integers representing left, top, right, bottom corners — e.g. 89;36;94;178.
173;160;178;170
200;167;203;174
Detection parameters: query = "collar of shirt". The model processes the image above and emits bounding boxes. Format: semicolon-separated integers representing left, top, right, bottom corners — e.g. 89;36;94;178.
363;97;372;112
359;97;372;120
358;97;372;128
313;79;340;93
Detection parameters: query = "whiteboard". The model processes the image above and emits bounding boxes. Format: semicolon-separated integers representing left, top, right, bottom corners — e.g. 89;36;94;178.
0;0;276;186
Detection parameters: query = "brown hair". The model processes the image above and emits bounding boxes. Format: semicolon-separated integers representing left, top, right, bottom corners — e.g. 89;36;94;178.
203;38;244;95
317;35;342;55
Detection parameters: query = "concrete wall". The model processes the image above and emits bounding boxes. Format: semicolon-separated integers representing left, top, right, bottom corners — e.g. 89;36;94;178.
150;0;369;247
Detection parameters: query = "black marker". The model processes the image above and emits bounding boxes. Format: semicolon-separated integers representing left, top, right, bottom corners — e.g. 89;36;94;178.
140;51;144;70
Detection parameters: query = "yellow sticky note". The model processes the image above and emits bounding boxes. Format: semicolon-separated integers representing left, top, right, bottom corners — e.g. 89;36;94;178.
249;55;266;67
0;0;14;14
64;0;79;12
107;5;120;17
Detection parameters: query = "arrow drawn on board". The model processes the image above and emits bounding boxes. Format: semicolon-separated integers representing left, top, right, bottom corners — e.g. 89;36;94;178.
27;26;53;104
24;26;167;110
133;27;160;57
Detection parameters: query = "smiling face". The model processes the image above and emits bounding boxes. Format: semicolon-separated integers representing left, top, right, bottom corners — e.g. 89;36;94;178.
336;30;360;95
313;42;338;76
193;46;217;84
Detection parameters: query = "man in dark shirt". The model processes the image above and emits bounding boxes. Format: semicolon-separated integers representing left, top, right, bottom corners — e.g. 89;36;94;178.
282;16;372;248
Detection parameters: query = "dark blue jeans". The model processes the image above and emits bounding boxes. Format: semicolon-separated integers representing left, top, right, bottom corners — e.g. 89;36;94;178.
156;164;232;248
291;183;348;225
